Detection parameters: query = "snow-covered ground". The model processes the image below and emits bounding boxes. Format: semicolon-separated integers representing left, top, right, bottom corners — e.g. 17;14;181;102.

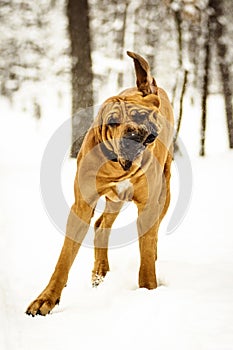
1;92;233;350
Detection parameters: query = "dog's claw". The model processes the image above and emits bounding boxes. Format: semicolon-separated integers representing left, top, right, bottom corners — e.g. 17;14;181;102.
92;273;105;288
26;295;58;317
25;310;34;317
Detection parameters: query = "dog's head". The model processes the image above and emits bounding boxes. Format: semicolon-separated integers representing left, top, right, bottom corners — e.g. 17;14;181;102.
95;51;162;171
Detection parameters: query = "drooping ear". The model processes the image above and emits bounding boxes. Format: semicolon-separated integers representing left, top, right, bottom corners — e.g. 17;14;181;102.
127;51;158;96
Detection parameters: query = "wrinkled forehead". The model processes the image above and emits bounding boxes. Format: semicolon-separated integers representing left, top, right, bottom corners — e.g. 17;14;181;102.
101;97;158;121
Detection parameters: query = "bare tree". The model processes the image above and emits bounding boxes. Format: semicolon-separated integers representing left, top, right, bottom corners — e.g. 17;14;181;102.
200;11;211;157
67;0;94;158
111;0;129;88
174;69;188;147
209;0;233;149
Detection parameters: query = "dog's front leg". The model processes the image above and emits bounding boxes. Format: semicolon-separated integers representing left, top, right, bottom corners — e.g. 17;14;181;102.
92;199;123;286
137;222;159;290
135;196;162;290
26;192;97;316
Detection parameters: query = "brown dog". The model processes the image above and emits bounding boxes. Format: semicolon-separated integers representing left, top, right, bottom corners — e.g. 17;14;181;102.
26;51;174;316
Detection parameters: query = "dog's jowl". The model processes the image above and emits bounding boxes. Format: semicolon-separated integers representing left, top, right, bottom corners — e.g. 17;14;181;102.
26;51;174;316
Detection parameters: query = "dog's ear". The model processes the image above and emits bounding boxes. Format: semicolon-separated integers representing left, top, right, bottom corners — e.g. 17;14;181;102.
127;51;158;96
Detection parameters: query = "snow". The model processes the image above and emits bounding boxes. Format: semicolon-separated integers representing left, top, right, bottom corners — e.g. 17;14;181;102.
1;91;233;350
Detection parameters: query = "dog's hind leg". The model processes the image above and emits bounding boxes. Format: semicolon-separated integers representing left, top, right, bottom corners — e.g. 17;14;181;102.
158;152;172;224
92;199;123;287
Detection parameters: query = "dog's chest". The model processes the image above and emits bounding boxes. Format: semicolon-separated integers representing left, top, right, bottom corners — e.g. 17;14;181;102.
107;179;134;202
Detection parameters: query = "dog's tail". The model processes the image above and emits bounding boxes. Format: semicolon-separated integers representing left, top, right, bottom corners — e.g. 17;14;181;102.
127;51;158;96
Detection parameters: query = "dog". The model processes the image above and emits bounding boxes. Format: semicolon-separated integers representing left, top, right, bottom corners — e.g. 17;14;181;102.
26;51;174;316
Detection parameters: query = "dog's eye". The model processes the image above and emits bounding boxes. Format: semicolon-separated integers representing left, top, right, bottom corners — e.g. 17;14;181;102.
107;114;120;127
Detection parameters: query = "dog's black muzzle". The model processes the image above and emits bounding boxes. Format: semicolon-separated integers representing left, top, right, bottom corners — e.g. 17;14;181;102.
119;122;158;170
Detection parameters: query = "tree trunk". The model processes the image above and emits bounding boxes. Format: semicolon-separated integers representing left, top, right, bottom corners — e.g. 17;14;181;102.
173;8;183;68
112;0;128;89
209;0;233;149
174;69;188;148
200;13;211;157
67;0;94;158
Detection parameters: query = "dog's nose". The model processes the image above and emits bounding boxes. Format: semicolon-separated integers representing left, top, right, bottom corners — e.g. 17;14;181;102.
126;131;140;143
125;126;147;143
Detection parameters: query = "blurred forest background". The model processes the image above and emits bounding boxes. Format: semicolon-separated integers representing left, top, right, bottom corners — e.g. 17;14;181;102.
1;0;233;156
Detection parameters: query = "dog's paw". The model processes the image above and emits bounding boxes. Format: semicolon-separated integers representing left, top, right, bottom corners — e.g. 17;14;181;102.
25;295;59;317
92;273;105;288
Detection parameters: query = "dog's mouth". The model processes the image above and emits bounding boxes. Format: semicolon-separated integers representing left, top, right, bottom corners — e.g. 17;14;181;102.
118;158;133;171
118;138;145;171
118;124;158;171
